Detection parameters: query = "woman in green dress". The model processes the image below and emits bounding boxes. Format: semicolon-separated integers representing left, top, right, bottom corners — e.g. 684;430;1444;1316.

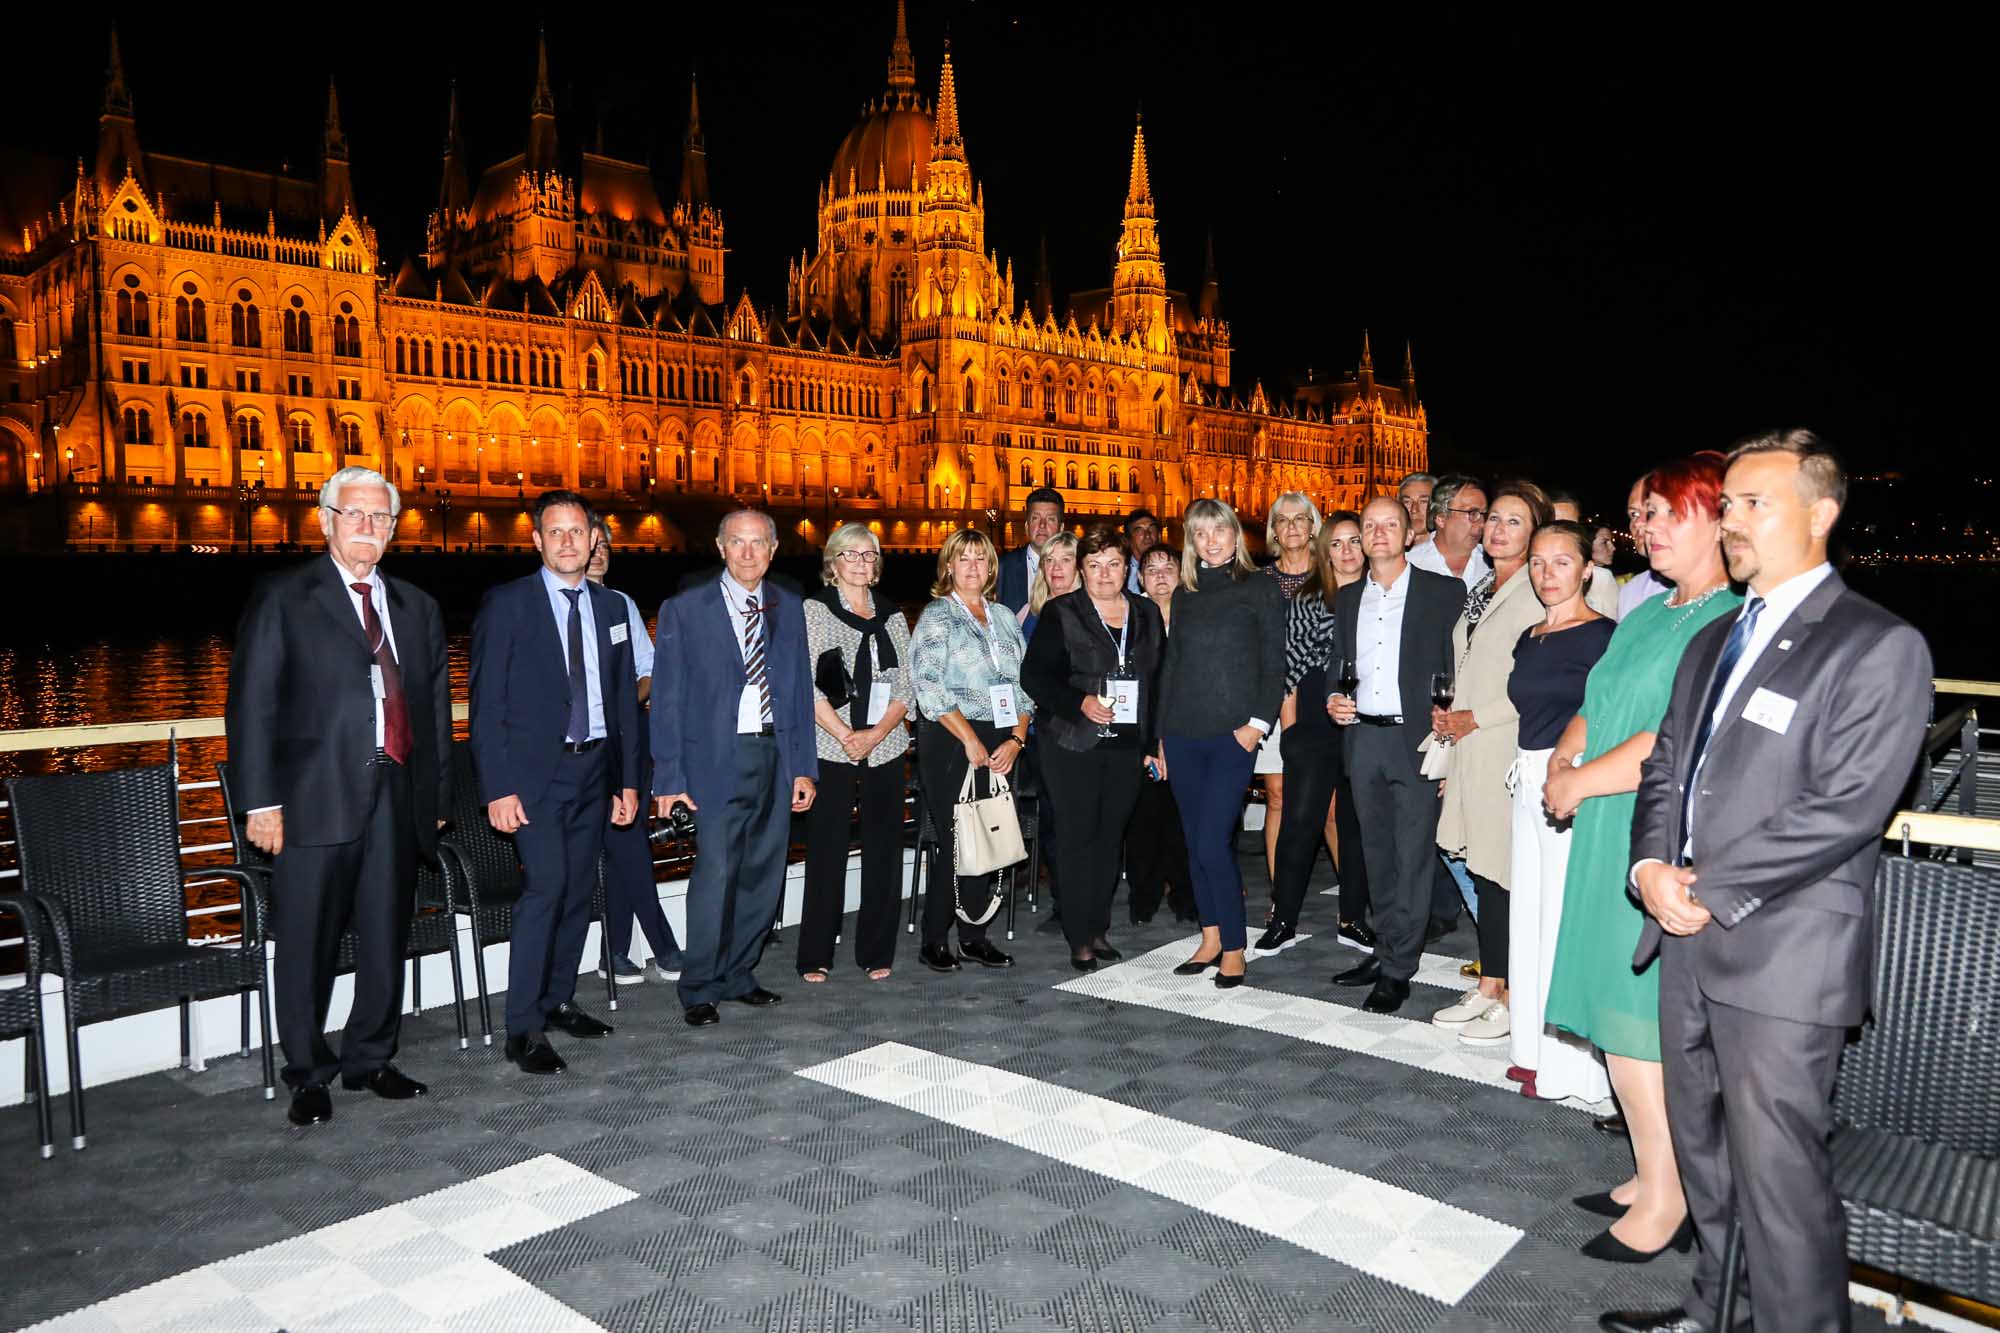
1541;451;1739;1264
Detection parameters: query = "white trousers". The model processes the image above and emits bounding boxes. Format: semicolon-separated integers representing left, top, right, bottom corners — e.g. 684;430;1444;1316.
1508;748;1611;1103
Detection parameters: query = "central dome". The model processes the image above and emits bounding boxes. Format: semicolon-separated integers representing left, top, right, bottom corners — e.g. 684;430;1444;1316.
829;95;931;200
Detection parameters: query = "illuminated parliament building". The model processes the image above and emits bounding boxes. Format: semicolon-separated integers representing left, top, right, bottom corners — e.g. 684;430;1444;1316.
0;9;1428;548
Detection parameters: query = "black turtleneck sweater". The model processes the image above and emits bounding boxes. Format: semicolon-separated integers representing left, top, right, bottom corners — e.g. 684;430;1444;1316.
1154;562;1288;739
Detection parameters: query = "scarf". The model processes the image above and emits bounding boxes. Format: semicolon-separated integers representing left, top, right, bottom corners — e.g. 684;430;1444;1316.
813;585;899;729
1462;572;1497;637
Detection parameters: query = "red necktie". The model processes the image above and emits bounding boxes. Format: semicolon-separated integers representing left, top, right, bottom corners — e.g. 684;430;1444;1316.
353;582;412;765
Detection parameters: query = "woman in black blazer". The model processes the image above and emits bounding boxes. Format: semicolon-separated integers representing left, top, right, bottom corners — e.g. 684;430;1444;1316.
1020;527;1166;970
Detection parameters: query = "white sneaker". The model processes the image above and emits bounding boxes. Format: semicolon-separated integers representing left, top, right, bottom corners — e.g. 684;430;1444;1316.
648;961;682;983
1457;1001;1511;1046
1432;988;1488;1028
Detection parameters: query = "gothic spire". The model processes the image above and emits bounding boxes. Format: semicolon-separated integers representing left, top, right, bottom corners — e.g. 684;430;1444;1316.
1198;231;1221;322
886;0;917;97
437;80;470;215
525;29;560;176
324;78;348;162
931;38;963;160
1360;329;1374;371
102;25;133;118
679;73;711;209
532;27;555;116
94;25;144;194
1403;339;1415;382
1032;232;1055;323
1125;113;1153;217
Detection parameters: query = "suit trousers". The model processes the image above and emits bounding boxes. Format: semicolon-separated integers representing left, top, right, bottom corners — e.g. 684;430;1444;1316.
1333;775;1371;927
1124;773;1193;922
799;755;906;974
1271;738;1339;929
1661;938;1849;1332
916;720;1000;948
1038;743;1143;952
270;759;416;1089
1162;731;1258;953
506;745;610;1036
603;770;683;969
678;734;789;1007
1345;724;1441;983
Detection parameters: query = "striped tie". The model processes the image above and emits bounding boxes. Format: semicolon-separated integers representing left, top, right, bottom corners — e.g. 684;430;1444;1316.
742;594;773;723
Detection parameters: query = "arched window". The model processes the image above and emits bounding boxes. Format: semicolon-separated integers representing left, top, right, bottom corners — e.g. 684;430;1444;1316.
887;267;909;334
116;290;135;335
1021;379;1035;411
919;378;932;414
673;452;685;481
235;413;263;450
1065;462;1077;489
423;340;435;378
1088;465;1100;491
122;406;153;443
1065;378;1078;415
511;348;522;383
333;304;361;358
995;369;1010;407
1043;462;1056;487
1020;461;1033;486
174;295;193;341
180;410;209;449
962;380;977;412
1109;468;1120;492
338;420;364;454
738;370;753;405
289;417;313;452
584;354;600;392
552;354;562;388
1130;469;1141;493
283;298;313;352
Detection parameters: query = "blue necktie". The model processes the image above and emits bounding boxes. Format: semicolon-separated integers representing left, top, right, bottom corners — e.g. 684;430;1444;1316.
562;588;589;742
1681;596;1763;857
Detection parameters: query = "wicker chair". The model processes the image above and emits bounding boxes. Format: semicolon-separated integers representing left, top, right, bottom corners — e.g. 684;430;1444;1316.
5;765;276;1149
215;762;469;1053
0;894;55;1159
1719;853;2000;1320
432;741;618;1044
904;754;1036;943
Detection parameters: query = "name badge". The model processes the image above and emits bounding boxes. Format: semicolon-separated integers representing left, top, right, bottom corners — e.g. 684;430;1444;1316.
1743;686;1797;735
609;622;629;645
370;665;386;700
867;681;893;726
1110;678;1139;725
989;684;1020;728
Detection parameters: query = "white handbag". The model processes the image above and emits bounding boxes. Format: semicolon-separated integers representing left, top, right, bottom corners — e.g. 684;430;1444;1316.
953;764;1026;886
1418;732;1454;781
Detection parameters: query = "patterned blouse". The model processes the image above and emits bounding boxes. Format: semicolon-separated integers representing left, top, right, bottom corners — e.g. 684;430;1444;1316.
910;595;1037;723
1284;591;1342;694
803;593;917;767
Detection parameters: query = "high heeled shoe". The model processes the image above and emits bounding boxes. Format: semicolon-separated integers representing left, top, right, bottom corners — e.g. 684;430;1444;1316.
1571;1191;1626;1219
1071;954;1099;972
1173;955;1220;976
1213;971;1245;989
1580;1216;1694;1263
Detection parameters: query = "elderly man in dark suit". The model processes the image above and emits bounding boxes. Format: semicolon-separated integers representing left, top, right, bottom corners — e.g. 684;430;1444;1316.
1327;495;1465;1014
996;486;1065;612
652;509;818;1027
226;466;452;1128
470;490;642;1075
1603;432;1932;1333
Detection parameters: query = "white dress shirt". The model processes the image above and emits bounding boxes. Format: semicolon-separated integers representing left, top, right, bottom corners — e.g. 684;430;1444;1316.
719;572;772;733
1408;539;1490;591
1618;567;1672;620
1354;562;1411;717
540;565;606;741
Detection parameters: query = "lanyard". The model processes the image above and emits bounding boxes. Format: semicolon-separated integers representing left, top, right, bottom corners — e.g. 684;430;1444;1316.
1095;601;1130;674
950;593;1007;675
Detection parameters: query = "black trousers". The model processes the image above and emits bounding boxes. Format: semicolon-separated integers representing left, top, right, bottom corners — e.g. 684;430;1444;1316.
507;745;610;1036
1271;739;1339;929
1124;774;1193;922
271;759;417;1089
917;719;1000;948
1345;724;1440;983
1473;871;1508;977
1332;775;1370;926
678;734;789;1007
1038;742;1143;952
799;755;905;973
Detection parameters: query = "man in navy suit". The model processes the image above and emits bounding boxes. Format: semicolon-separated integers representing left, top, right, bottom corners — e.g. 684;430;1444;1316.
652;509;818;1026
470;491;642;1074
995;486;1065;612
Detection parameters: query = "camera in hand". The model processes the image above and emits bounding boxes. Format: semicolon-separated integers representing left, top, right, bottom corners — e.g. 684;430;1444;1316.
650;802;699;842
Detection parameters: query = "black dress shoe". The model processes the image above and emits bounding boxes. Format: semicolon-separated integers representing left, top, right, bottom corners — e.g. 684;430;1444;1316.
1213;971;1246;990
1128;912;1155;926
1338;919;1377;951
1089;940;1122;962
545;1003;613;1038
1361;979;1411;1014
683;1003;720;1027
732;987;783;1006
342;1065;427;1099
1593;1108;1629;1136
1172;955;1220;976
1071;954;1099;972
287;1084;332;1127
1572;1191;1625;1219
959;939;1014;968
920;942;961;972
1581;1217;1695;1263
1598;1309;1713;1333
1332;956;1382;987
504;1033;568;1074
1254;922;1296;952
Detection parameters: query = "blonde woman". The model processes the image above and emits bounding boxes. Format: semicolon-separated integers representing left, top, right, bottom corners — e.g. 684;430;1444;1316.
1018;531;1079;637
1152;500;1287;986
909;529;1034;973
800;522;914;983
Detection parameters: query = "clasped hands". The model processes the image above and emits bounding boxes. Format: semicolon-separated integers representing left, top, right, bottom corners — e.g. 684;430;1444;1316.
1430;707;1476;743
1634;859;1712;936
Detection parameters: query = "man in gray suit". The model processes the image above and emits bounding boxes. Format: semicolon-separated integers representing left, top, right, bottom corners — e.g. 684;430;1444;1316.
1603;432;1931;1333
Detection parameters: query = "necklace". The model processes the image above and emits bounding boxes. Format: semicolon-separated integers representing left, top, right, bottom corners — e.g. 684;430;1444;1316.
1665;583;1728;630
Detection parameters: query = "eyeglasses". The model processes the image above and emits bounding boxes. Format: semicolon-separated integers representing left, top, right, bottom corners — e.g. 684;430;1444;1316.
835;550;880;565
1273;513;1314;528
1446;506;1487;522
326;505;397;529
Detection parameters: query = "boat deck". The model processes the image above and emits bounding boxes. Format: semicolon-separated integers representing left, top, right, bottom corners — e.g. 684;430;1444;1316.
4;891;1913;1332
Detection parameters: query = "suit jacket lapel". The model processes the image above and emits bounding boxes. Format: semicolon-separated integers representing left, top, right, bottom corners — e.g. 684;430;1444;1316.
711;581;747;685
309;559;373;655
385;577;418;672
1706;572;1845;752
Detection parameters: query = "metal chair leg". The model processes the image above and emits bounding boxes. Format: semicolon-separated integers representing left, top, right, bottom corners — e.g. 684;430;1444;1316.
469;919;494;1046
447;923;469;1051
179;996;192;1070
61;992;85;1150
410;953;424;1015
255;979;277;1101
601;908;619;1013
1716;1213;1744;1329
1006;857;1018;941
29;1022;53;1160
908;842;925;934
239;991;252;1057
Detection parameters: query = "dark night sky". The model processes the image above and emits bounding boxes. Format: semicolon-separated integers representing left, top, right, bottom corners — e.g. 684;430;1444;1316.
11;5;1980;513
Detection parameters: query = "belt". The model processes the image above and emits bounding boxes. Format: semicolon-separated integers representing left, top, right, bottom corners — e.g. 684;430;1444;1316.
1355;713;1405;727
739;724;777;738
561;737;605;753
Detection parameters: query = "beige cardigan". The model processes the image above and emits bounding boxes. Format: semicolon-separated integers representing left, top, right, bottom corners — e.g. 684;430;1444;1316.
1435;567;1544;887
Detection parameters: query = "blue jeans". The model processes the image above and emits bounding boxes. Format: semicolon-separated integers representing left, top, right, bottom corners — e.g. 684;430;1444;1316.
1446;854;1478;922
1162;732;1259;953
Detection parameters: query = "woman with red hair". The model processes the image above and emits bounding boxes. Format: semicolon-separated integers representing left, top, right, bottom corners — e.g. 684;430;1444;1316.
1540;452;1740;1265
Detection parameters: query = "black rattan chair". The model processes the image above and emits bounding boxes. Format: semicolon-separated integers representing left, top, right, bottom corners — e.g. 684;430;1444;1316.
905;760;1035;943
5;765;276;1149
433;742;618;1044
0;894;55;1159
215;762;469;1053
1718;853;2000;1320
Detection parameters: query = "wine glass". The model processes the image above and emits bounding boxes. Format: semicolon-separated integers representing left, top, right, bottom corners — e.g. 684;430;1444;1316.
1094;676;1119;738
1334;658;1360;699
1430;672;1456;709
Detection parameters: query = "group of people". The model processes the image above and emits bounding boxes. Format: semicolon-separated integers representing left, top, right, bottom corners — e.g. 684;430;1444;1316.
225;423;1931;1332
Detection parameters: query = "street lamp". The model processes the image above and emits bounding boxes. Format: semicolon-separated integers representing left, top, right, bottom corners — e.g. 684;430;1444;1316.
417;462;427;492
516;470;524;502
436;488;453;552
